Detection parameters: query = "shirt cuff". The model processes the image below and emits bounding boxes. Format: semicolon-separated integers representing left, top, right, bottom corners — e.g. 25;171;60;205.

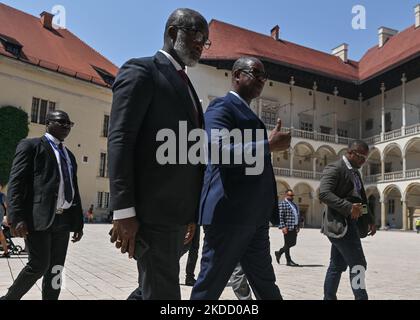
113;207;136;220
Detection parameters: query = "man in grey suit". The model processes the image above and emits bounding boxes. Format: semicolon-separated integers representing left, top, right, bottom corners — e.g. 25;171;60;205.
319;140;376;300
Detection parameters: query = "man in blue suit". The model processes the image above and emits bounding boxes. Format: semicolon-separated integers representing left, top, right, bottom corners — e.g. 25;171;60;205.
190;57;291;300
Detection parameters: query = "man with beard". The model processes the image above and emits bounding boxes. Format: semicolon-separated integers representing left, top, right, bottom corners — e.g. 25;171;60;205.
1;111;84;300
190;57;291;300
108;8;209;299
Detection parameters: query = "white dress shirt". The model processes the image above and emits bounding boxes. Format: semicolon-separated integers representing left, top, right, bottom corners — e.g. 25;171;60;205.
44;132;74;210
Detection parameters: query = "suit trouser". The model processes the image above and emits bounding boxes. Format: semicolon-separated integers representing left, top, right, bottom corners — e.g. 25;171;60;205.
191;224;282;300
279;229;297;262
182;227;201;280
324;220;368;300
3;214;70;300
230;263;252;300
128;223;187;300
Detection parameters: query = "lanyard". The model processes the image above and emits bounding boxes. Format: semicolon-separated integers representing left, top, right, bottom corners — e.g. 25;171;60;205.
45;136;73;177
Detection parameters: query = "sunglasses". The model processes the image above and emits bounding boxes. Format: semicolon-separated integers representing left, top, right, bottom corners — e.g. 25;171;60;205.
351;150;367;161
50;119;74;128
240;69;268;82
174;26;211;49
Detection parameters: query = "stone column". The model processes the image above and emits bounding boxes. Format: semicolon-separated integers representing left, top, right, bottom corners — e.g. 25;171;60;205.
380;200;386;230
333;87;339;143
313;157;317;179
290;148;294;176
403;155;407;178
401;73;407;136
402;200;408;231
289;76;295;130
381;82;386;141
381;158;385;181
313;81;318;135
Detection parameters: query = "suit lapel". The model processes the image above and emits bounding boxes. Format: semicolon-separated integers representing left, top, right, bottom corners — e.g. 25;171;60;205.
228;93;266;129
154;52;200;128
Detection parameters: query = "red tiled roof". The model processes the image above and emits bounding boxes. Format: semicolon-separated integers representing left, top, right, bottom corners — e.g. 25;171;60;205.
359;25;420;81
0;2;118;87
203;20;420;82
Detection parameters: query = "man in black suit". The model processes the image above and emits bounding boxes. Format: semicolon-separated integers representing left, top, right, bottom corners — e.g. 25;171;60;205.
1;110;84;300
319;140;376;300
108;8;209;300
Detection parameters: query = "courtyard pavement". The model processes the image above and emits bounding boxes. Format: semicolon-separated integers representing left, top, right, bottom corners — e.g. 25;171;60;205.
1;224;419;300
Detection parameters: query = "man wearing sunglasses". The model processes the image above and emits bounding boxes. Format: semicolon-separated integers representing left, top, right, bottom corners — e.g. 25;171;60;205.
191;57;291;300
319;140;376;300
2;110;84;300
108;8;208;300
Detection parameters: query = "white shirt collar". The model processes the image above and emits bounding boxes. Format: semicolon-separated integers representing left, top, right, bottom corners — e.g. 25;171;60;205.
229;91;250;109
45;132;62;146
159;50;183;71
342;155;353;170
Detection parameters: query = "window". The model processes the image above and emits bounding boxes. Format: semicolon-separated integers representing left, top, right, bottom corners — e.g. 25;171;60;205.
39;99;48;125
388;199;395;215
365;119;373;131
320;126;332;135
337;129;348;137
82;156;88;163
0;34;22;57
99;153;107;177
31;97;56;124
31;98;40;123
102;115;110;137
262;110;277;126
97;192;110;209
300;121;313;132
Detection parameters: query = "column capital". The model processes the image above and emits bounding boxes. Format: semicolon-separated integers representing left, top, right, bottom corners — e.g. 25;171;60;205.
289;76;295;86
358;92;363;101
333;87;339;96
380;82;386;92
313;81;318;91
401;73;407;83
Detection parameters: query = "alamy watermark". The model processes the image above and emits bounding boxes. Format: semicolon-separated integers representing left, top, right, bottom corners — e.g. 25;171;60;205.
156;121;267;175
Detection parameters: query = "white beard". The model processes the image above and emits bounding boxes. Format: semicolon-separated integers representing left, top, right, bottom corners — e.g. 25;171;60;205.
173;36;199;67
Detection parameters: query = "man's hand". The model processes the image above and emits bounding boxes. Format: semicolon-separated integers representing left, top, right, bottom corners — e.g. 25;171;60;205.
110;217;139;259
351;203;363;220
72;231;83;243
282;227;288;235
184;223;196;245
11;221;28;238
367;224;377;237
269;119;291;152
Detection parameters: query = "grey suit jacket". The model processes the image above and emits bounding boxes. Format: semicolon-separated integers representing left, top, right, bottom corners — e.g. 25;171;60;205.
319;158;374;238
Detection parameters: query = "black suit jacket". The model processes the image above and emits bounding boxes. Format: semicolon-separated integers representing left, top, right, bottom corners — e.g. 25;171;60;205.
108;52;205;226
7;136;84;232
319;158;374;239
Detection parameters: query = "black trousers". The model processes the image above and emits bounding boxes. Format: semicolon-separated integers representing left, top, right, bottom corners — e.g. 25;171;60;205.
279;229;297;262
127;223;187;300
3;214;71;300
182;227;200;280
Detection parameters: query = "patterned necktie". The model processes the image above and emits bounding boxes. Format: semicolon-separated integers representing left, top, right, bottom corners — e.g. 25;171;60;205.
352;170;362;196
58;143;73;203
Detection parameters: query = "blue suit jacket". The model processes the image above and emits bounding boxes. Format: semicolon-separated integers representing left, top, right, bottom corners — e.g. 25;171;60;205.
198;92;279;226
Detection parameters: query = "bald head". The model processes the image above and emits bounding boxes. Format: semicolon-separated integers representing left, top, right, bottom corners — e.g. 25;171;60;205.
232;57;263;75
164;8;208;43
46;110;70;124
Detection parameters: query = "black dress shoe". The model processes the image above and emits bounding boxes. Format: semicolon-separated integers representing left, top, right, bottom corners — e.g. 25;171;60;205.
185;278;196;286
286;261;300;267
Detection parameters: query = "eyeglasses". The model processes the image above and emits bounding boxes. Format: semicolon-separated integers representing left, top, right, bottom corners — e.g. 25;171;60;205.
174;26;211;49
351;150;367;161
240;69;268;82
51;119;74;128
